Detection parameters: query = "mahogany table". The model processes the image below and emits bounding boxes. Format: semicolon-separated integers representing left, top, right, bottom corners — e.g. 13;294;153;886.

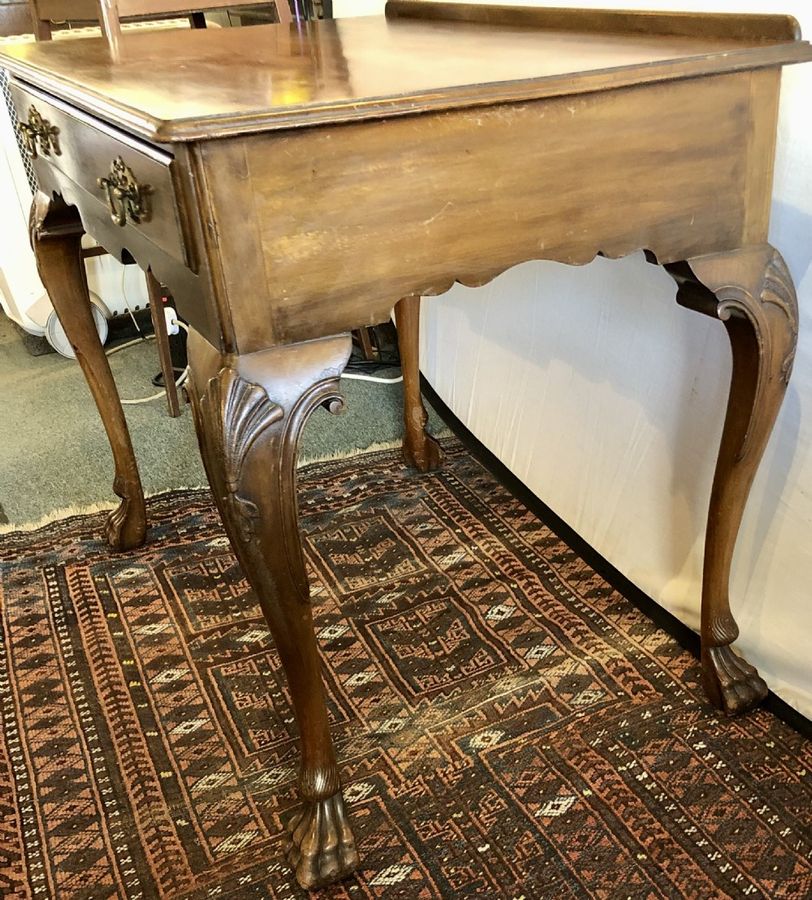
2;2;810;888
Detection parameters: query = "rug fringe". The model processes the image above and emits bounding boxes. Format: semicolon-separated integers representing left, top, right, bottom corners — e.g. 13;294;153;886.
0;501;119;535
0;440;407;536
302;438;403;465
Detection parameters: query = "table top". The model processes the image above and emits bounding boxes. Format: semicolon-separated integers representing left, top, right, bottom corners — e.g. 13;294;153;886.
1;2;810;142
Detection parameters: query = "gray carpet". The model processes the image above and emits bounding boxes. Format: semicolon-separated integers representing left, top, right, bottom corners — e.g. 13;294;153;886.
0;312;446;527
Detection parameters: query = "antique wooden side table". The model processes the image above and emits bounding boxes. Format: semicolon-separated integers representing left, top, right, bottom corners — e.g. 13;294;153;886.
2;2;810;888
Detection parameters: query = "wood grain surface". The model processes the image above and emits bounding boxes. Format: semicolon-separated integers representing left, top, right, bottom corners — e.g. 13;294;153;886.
0;10;808;140
386;1;802;41
196;69;780;351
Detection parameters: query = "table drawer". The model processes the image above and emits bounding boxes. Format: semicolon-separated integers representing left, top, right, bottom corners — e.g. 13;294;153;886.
10;82;189;268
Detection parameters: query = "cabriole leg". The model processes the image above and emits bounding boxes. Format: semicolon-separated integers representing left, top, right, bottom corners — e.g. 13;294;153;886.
186;328;359;889
667;244;798;715
395;295;443;472
30;192;146;550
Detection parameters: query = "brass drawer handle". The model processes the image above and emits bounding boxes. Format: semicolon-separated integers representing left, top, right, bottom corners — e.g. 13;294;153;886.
98;157;151;227
18;105;61;159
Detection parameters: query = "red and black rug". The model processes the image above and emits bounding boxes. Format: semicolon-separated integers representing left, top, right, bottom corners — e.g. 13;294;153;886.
0;441;809;898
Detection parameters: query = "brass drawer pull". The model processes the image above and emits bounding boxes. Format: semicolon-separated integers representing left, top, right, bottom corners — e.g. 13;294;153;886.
98;157;151;226
18;105;61;159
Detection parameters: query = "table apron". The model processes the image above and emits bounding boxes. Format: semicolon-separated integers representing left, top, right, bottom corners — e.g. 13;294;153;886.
194;68;781;353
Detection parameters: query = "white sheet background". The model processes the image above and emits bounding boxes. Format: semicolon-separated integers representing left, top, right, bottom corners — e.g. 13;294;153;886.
333;0;812;717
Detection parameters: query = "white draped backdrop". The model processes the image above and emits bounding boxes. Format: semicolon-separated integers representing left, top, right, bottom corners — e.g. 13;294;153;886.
334;0;812;717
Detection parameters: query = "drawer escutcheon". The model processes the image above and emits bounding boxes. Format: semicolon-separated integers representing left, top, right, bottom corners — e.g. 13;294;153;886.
18;105;61;159
98;157;151;227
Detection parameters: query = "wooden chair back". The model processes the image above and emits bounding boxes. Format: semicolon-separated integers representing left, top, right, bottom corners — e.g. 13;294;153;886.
0;1;31;36
30;1;291;47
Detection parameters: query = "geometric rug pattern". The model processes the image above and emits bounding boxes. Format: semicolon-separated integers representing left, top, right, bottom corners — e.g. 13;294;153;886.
1;440;809;898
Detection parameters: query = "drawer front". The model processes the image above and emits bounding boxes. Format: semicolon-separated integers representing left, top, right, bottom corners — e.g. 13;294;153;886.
10;82;189;268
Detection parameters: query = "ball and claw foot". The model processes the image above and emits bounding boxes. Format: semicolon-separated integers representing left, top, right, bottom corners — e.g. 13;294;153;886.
703;645;768;716
284;793;360;890
104;484;147;551
404;429;444;474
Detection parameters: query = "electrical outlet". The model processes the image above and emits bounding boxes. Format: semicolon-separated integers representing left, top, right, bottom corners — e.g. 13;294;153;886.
164;306;180;336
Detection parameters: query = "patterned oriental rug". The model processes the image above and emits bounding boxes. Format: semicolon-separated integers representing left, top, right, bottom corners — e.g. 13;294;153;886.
0;441;809;899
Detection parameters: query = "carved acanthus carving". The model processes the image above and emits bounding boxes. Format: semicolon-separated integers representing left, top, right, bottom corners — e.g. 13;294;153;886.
669;246;798;463
200;367;283;541
708;250;799;387
759;251;799;384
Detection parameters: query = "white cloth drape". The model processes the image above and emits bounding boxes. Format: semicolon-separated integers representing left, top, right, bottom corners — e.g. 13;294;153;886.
334;0;812;717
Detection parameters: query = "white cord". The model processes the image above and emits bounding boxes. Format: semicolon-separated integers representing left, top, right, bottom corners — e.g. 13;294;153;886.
342;371;403;384
106;311;402;403
105;318;190;405
120;364;189;405
106;334;153;356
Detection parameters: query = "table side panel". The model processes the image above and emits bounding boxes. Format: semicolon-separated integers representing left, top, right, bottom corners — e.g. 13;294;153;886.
198;70;778;352
743;67;781;245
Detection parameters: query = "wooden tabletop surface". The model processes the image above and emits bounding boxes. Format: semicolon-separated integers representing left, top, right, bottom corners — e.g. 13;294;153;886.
1;3;810;142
